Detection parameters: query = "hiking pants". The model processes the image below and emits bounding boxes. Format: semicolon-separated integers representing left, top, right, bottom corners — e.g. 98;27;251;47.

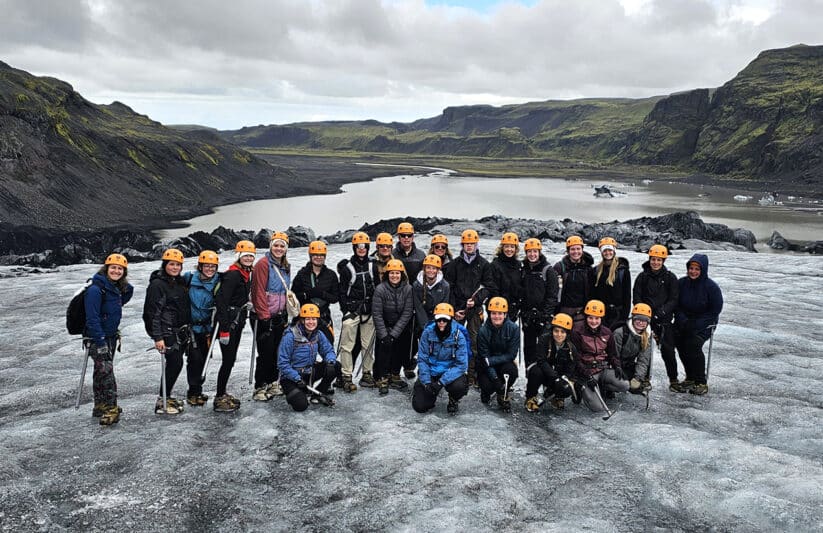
339;314;375;377
477;361;518;397
216;319;245;397
581;368;629;412
186;331;209;397
675;331;708;384
91;338;118;406
412;374;469;413
653;322;678;381
253;314;286;389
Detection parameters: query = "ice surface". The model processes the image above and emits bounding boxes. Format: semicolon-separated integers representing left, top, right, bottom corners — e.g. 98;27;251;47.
0;241;821;532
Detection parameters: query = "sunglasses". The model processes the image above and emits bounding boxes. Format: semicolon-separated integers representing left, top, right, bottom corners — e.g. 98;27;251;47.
378;244;392;248
399;234;413;238
435;318;450;323
432;245;446;250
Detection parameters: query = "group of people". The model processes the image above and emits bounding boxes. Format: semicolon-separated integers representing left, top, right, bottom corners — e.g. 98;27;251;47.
80;222;723;425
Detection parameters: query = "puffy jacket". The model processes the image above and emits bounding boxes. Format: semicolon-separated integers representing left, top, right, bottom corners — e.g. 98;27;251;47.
632;260;679;326
84;273;134;348
412;270;451;330
417;320;469;386
675;254;723;338
521;255;559;326
291;262;339;323
613;321;652;380
278;323;336;383
534;330;577;378
372;276;414;340
393;243;426;281
571;321;618;378
215;264;251;333
444;251;497;316
592;256;631;328
142;270;191;341
490;254;523;320
554;251;595;311
476;317;520;368
182;271;220;334
251;253;290;320
337;255;375;315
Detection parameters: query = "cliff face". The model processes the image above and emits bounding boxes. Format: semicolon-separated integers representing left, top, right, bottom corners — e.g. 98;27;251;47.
0;62;295;230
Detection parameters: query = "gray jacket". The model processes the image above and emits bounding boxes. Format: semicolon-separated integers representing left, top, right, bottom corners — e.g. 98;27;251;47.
412;270;451;331
613;321;652;380
372;277;414;340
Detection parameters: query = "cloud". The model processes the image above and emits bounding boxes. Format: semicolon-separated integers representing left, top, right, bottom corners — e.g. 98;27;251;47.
0;0;820;128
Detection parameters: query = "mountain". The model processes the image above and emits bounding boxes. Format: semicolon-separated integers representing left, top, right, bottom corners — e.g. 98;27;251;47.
221;44;823;192
0;62;296;230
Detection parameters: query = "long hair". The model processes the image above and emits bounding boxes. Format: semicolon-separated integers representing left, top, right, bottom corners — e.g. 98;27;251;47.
97;265;129;292
494;244;521;260
595;257;619;286
428;244;453;261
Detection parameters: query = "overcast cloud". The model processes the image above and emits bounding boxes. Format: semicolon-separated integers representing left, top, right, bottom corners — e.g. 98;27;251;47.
1;0;820;129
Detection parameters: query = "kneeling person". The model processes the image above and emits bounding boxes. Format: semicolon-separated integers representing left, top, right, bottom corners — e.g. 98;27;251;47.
477;297;520;412
525;313;578;412
278;304;338;412
412;304;469;414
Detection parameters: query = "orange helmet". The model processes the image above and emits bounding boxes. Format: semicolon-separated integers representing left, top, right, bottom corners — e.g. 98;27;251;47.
385;259;405;272
308;241;327;255
104;253;128;268
584;300;606;317
198;250;219;265
270;232;289;245
631;303;653;320
235;240;256;254
648;244;669;259
422;254;442;269
523;238;542;251
461;229;479;244
487;297;509;313
430;234;449;246
433;303;454;319
299;303;321;318
551;313;573;331
162;248;184;263
397;222;414;235
598;237;617;250
565;235;584;248
352;232;370;245
500;232;519;246
376;232;394;246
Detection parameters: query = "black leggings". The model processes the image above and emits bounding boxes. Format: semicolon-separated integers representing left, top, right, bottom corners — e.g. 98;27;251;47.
282;362;336;412
412;374;469;413
477;361;519;395
216;320;246;397
675;331;708;384
159;343;185;397
185;331;209;396
653;322;678;381
375;327;412;380
254;315;286;388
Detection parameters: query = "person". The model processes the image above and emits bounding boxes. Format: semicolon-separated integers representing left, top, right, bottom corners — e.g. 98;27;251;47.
673;254;723;395
428;234;453;268
554;235;595;324
490;232;523;322
445;229;497;385
524;313;578;412
84;253;134;425
520;238;559;366
337;232;377;392
291;240;339;344
181;250;221;407
372;232;395;282
412;303;469;414
278;304;337;412
592;237;631;330
613;303;653;395
412;254;451;331
143;248;192;415
212;240;255;413
476;297;519;412
372;259;414;394
249;232;291;401
393;221;426;281
571;300;629;413
632;244;680;391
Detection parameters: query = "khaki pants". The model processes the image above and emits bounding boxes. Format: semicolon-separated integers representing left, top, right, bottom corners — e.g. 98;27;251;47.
339;315;375;377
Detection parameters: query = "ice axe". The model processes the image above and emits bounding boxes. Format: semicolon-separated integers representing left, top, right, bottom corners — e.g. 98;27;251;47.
705;323;718;383
592;382;615;421
74;341;90;409
249;318;258;385
645;334;654;412
160;350;168;414
561;375;578;404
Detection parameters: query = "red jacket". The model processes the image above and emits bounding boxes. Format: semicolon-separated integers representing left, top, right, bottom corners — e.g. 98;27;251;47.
570;322;618;377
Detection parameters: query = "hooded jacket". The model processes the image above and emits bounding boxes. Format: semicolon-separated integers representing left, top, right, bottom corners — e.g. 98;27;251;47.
412;270;451;329
372;273;414;340
490;254;523;320
393;242;426;281
142;269;191;341
632;260;679;325
521;255;560;324
337;254;375;315
476;317;520;368
215;263;252;333
84;272;134;347
444;250;497;314
534;331;578;379
291;261;339;323
675;253;723;338
554;251;595;311
592;256;631;324
417;319;469;386
278;323;336;383
613;320;652;380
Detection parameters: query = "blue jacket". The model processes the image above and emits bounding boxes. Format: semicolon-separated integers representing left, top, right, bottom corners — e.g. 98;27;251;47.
84;273;134;348
278;323;336;383
675;253;723;338
183;271;220;334
417;320;469;386
477;317;520;367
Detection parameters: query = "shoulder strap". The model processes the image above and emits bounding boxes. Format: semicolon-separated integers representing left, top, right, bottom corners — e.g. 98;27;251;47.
540;263;551;282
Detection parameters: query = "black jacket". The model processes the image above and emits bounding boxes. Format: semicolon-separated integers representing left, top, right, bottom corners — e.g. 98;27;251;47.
215;264;251;332
554;251;595;311
444;251;497;315
632;260;679;325
490;254;523;320
372;276;414;339
393;243;426;281
592;256;632;328
520;255;559;326
535;330;578;378
292;262;339;322
143;270;191;341
412;270;451;330
337;255;376;315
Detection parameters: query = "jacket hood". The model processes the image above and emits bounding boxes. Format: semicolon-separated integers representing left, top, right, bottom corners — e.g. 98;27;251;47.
150;269;182;283
686;253;709;280
523;255;549;270
92;272;120;293
416;269;444;287
563;250;594;268
641;260;669;275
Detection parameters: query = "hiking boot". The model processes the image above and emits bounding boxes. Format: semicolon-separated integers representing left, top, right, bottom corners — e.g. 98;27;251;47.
311;393;335;407
99;405;121;426
92;402;107;418
187;393;209;406
524;396;541;413
253;386;270;401
359;371;376;388
404;369;416;379
389;374;409;390
266;382;283;398
669;379;693;393
551;398;565;410
342;376;357;393
155;397;181;415
333;377;344;389
447;396;459;414
214;395;239;412
377;378;390;395
497;393;511;413
689;382;709;395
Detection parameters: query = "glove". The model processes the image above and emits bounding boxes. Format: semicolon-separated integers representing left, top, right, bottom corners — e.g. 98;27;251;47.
613;366;626;381
586;375;598;390
295;380;308;392
381;335;395;347
219;331;230;345
426;379;443;396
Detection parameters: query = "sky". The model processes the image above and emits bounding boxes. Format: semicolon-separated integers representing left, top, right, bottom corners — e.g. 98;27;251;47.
1;0;821;130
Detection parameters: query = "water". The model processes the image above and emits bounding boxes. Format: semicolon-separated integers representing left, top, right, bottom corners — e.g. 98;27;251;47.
160;167;823;242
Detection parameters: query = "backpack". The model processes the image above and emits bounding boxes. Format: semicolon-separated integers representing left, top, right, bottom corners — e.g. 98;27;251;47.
66;279;104;335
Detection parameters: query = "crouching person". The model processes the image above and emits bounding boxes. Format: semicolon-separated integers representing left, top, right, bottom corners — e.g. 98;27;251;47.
412;303;469;414
524;313;578;412
477;297;520;412
278;304;338;412
613;303;653;395
571;300;629;413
